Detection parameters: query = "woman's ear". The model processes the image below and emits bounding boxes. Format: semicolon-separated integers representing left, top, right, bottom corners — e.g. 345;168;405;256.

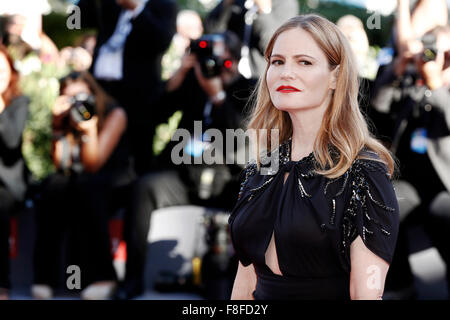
330;65;340;90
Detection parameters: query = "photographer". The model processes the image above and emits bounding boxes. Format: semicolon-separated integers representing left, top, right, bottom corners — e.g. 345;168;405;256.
371;25;450;299
32;71;135;300
115;31;256;300
0;45;29;300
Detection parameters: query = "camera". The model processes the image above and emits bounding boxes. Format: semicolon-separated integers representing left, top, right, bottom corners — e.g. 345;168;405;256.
421;33;438;62
69;93;97;123
190;34;233;78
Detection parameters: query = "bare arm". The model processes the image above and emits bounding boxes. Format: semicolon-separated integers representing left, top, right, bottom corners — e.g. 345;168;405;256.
51;96;72;169
166;53;196;92
396;0;448;56
230;262;257;300
349;236;390;300
52;133;75;170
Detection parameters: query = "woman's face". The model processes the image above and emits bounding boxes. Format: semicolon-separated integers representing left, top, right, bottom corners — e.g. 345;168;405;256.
266;28;338;112
0;52;12;96
220;48;239;86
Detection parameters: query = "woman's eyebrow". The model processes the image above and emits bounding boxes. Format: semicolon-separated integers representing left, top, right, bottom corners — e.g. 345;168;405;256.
270;53;316;61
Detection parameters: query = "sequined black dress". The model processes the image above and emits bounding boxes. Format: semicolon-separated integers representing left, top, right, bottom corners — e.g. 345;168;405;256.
229;139;399;300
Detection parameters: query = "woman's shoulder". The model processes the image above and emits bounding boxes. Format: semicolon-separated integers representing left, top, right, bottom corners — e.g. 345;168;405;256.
104;102;127;122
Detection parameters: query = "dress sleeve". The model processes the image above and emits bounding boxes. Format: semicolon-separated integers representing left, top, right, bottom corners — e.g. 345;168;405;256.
343;158;400;265
0;96;29;149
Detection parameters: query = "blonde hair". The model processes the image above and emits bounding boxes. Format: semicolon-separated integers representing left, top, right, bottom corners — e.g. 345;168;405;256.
246;14;395;179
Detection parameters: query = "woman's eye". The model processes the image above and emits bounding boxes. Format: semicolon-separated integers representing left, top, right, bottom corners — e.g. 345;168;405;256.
271;59;283;65
299;60;312;65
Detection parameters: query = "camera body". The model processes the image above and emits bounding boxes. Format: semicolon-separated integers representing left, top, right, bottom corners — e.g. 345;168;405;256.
69;93;97;123
190;34;228;78
421;33;438;62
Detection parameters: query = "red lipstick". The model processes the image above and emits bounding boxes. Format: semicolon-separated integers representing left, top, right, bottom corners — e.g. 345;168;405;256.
276;85;301;92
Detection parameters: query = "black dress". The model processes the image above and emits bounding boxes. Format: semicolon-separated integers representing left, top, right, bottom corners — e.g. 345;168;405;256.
229;139;400;300
0;95;29;202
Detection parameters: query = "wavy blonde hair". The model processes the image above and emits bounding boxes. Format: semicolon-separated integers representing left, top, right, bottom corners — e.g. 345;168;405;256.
246;14;395;179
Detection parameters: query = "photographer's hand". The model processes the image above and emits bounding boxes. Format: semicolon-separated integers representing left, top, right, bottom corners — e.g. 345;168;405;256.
71;47;93;72
394;40;423;77
194;62;225;105
53;95;71;116
72;115;99;136
116;0;138;10
255;0;272;14
393;55;411;78
74;115;100;173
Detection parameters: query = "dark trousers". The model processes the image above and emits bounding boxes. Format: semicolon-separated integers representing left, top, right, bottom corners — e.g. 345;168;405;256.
122;169;239;294
0;186;17;289
33;172;123;289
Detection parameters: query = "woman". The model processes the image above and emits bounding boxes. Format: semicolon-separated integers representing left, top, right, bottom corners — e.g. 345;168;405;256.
32;71;134;300
229;14;400;300
372;25;450;299
0;45;29;300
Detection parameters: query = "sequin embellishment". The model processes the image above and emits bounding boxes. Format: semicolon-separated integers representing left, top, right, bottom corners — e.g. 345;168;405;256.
341;159;396;259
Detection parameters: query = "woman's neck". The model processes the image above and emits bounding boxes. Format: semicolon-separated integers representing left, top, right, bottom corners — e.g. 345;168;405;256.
288;97;330;161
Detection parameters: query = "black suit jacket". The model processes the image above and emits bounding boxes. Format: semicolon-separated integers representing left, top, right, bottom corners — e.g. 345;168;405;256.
0;96;29;201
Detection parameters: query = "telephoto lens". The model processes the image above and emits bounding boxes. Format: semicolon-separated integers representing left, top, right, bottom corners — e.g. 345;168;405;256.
421;33;438;62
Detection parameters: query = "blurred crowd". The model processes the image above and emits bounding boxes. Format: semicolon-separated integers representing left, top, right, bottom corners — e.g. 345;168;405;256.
0;0;449;301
